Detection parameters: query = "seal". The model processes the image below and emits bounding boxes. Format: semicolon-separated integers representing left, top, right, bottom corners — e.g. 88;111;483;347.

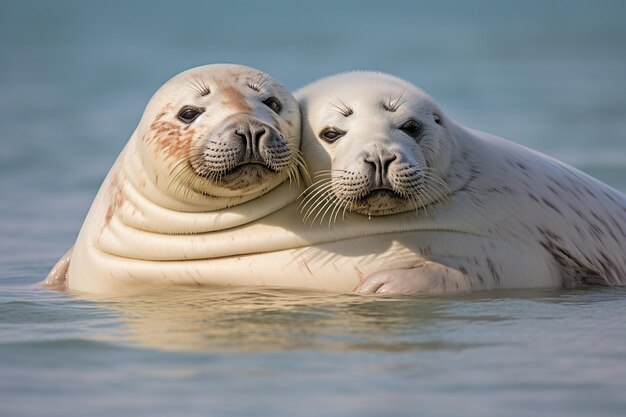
295;71;626;294
46;68;626;295
45;64;307;293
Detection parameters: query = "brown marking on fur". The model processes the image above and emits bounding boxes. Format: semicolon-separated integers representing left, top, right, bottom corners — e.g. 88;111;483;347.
419;246;432;256
598;253;624;285
539;240;604;287
608;215;626;240
486;258;500;283
582;184;597;198
591;212;609;230
547;185;560;195
588;222;604;240
104;171;125;228
537;227;563;242
354;265;365;280
541;198;563;215
215;79;251;113
300;260;313;276
146;118;193;162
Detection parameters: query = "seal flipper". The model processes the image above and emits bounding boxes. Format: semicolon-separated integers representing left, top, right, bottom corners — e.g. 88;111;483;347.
355;261;472;294
42;247;73;290
542;245;611;288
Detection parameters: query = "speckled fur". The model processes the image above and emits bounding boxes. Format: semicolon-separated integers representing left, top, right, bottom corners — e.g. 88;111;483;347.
295;72;626;294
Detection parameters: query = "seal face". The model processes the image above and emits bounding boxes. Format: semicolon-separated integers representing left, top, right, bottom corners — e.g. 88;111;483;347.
140;64;305;204
297;72;456;222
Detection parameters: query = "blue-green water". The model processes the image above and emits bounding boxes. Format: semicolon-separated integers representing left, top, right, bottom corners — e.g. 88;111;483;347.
1;1;626;416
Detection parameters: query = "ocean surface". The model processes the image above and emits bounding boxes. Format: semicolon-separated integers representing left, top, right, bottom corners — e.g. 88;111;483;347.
1;1;626;416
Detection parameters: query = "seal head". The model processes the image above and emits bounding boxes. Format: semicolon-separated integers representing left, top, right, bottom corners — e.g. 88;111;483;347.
139;64;304;207
297;71;455;220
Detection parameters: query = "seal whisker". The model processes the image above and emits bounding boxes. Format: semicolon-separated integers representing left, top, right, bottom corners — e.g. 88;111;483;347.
414;186;438;216
302;177;334;192
341;196;354;220
414;191;429;217
302;183;334;214
299;184;334;212
327;190;350;226
421;168;452;193
187;75;211;97
303;187;335;224
320;195;340;226
326;98;353;117
419;173;452;206
298;181;334;212
311;194;338;225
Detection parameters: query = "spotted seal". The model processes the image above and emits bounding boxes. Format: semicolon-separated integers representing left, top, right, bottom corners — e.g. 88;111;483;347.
295;71;626;294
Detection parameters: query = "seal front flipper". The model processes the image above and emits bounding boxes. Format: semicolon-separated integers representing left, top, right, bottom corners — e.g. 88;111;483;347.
355;260;472;294
42;247;73;290
354;236;561;295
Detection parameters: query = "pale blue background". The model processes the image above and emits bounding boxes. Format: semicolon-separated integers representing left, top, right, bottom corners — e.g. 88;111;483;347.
1;1;626;416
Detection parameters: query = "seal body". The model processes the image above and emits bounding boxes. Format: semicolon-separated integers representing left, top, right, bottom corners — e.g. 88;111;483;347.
49;64;310;293
294;72;626;294
48;69;626;295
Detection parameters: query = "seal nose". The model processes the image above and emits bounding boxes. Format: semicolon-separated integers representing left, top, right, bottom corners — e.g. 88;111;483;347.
364;153;397;187
232;120;270;160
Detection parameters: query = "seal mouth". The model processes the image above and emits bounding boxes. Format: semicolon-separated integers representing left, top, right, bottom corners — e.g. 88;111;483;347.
360;188;406;202
191;159;279;181
225;160;279;176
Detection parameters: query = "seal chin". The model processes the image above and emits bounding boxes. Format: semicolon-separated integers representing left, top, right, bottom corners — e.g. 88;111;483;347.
350;188;411;216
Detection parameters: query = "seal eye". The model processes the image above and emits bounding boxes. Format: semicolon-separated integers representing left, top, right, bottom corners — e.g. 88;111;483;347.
434;114;442;125
263;97;282;113
319;127;346;143
399;119;423;139
177;106;205;124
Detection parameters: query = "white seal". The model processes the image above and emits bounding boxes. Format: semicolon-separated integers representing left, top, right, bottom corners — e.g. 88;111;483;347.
46;69;626;295
45;64;307;293
295;71;626;294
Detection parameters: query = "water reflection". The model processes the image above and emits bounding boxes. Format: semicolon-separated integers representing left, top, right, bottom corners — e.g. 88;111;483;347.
78;287;458;352
72;286;599;352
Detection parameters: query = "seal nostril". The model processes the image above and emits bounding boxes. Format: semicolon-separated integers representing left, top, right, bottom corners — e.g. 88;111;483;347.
382;155;397;175
253;127;266;145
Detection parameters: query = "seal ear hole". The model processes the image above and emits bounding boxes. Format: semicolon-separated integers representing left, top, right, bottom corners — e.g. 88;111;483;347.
399;119;423;140
319;127;346;143
434;114;442;125
263;97;282;114
177;105;205;124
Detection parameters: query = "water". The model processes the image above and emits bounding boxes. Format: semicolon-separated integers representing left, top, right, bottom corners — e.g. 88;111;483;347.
1;0;626;416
